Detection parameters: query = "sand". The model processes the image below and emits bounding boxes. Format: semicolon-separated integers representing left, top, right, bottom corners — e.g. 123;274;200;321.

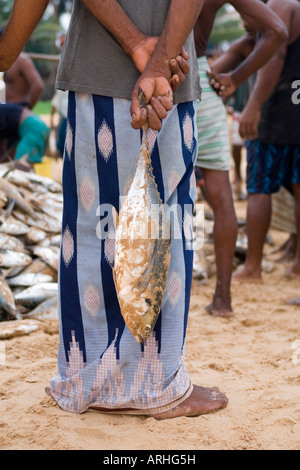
0;201;299;451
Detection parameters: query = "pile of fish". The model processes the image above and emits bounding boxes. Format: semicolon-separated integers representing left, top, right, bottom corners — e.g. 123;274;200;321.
0;163;62;323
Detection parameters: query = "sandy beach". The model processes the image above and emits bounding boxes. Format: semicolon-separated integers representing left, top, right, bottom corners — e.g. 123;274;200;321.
0;199;299;451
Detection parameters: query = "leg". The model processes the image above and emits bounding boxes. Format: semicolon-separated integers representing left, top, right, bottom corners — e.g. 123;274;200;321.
200;168;238;317
232;144;243;199
233;193;272;282
285;183;300;277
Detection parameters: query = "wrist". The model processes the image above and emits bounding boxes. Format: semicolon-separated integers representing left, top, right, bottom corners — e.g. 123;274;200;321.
126;31;147;58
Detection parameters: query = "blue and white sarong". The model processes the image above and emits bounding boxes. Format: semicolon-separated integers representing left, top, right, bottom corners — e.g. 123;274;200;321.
46;92;198;415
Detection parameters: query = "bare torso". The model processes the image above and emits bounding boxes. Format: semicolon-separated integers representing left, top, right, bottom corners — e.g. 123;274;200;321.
4;56;30;104
4;53;43;107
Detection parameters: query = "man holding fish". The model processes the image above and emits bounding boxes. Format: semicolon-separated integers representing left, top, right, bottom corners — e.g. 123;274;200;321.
0;0;233;419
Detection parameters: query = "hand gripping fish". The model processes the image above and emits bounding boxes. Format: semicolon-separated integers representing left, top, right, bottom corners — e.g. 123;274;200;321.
113;89;171;344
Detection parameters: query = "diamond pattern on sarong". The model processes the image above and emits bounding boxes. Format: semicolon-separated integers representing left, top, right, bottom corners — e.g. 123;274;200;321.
65;121;73;161
104;233;115;267
80;176;96;213
168;170;181;196
98;120;113;162
62;226;74;268
167;271;182;307
147;128;158;154
182;112;194;152
84;283;100;316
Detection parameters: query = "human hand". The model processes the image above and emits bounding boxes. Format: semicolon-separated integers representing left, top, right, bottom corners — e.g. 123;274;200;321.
130;74;173;131
131;36;190;92
207;71;238;97
239;104;261;140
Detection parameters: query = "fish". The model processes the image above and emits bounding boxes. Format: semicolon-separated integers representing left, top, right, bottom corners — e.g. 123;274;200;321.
0;215;30;236
7;272;54;287
0;177;36;218
30;246;59;271
0;249;32;268
0;275;20;321
21;296;58;321
113;89;171;344
24;227;48;245
0;233;28;253
4;168;62;193
13;210;62;234
14;282;58;308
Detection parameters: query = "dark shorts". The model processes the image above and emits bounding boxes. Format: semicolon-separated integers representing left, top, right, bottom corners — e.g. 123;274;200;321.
246;141;300;195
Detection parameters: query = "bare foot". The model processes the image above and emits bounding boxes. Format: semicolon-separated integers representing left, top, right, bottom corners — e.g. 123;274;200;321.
152;385;228;420
232;266;262;284
286;297;300;306
284;264;300;279
204;303;234;319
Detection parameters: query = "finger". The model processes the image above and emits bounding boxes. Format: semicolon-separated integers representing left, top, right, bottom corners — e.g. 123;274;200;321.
169;58;186;85
170;74;180;92
131;107;148;129
150;96;168;120
157;94;173;111
146;104;162;131
175;55;190;75
180;46;189;61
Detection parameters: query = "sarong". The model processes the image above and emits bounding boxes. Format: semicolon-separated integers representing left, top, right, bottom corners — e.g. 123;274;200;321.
196;57;231;171
46;92;198;415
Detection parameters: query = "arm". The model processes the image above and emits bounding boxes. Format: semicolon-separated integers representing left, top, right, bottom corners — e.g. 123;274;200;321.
82;0;204;129
0;0;49;71
130;0;204;130
239;0;293;140
208;0;287;97
211;34;255;75
18;54;44;108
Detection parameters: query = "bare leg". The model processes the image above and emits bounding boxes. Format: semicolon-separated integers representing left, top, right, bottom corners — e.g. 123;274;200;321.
200;168;238;317
285;184;300;277
232;145;243;200
233;193;272;282
276;233;297;263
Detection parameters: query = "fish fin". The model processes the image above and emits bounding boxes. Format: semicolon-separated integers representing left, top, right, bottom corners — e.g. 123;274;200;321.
138;87;148;109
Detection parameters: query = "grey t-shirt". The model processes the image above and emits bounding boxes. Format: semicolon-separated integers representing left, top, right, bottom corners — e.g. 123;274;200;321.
56;0;201;104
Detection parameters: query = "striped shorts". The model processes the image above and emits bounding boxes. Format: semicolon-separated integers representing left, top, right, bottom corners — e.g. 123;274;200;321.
46;92;199;415
196;56;231;171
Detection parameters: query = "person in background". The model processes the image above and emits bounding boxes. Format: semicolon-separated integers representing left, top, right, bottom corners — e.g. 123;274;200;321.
193;0;287;318
0;102;50;170
0;28;44;110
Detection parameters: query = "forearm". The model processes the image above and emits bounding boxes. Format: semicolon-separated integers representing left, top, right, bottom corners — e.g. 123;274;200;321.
231;31;286;88
147;0;203;77
229;0;287;87
81;0;144;56
0;0;49;70
245;47;286;110
28;84;44;109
